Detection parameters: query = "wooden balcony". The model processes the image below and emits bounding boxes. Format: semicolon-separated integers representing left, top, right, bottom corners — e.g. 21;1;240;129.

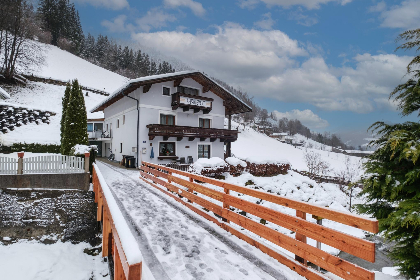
147;124;239;142
171;92;213;114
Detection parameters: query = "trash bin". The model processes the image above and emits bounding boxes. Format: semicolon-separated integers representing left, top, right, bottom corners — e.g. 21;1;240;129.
121;155;129;165
128;157;136;168
125;156;134;168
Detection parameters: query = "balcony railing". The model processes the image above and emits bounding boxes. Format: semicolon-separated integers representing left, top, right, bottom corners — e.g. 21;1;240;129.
147;124;239;142
171;92;213;114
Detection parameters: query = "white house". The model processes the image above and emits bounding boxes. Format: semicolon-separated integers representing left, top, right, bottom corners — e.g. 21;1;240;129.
90;71;251;166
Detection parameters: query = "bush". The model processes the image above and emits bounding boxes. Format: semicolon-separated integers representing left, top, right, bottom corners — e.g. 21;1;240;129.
0;142;61;153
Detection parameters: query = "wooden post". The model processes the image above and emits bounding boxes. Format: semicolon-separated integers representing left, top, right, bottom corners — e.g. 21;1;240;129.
188;177;194;203
222;187;230;223
102;207;112;257
226;113;232;158
84;152;90;173
312;214;323;271
295;210;307;265
114;241;126;280
97;191;103;222
17;152;24;174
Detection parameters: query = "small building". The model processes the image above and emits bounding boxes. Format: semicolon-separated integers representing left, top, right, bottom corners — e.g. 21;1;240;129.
270;132;289;142
90;71;252;165
87;118;109;157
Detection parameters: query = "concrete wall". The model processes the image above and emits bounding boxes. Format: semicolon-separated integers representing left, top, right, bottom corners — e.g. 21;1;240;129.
0;173;90;190
104;78;227;163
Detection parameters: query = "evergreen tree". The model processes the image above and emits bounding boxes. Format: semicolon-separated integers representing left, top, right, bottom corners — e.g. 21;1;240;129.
356;28;420;279
60;82;71;154
149;60;157;75
61;79;88;155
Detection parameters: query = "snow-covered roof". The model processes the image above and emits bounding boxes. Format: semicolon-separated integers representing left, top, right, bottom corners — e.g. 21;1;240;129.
271;132;288;136
0;87;11;99
90;71;252;115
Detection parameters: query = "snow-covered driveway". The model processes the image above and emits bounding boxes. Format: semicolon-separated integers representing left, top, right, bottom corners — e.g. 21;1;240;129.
96;161;304;280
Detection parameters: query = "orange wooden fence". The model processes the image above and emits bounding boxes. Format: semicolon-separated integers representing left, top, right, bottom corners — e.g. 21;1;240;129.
140;161;378;280
93;164;143;280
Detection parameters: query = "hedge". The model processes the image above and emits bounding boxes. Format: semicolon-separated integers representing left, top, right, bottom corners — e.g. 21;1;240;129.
0;142;61;153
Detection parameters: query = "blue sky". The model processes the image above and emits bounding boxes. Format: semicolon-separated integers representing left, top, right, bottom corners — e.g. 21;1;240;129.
72;0;419;146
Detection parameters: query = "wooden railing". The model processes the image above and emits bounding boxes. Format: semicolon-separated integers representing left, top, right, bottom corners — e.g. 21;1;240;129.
93;164;143;280
147;124;239;142
140;161;378;280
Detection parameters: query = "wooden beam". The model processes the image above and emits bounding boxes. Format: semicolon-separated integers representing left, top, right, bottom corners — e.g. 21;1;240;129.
188;137;195;141
210;138;216;142
149;136;155;140
174;78;183;87
183;107;189;112
200;137;206;141
193;108;200;113
177;137;183;141
143;84;152;93
203;84;213;93
169;175;224;201
163;136;169;141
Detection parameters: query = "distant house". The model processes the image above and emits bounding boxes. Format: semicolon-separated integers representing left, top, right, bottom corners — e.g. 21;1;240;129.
90;71;252;165
270;132;289;142
87;118;107;157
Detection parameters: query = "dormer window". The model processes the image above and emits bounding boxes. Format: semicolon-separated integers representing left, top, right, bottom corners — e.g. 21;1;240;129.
178;86;198;96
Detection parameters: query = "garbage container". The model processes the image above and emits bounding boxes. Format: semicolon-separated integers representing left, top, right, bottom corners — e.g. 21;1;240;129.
125;156;134;168
121;155;129;165
128;157;136;168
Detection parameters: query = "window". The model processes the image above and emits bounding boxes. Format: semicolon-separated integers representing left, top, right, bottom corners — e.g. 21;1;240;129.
87;123;93;132
199;118;211;128
198;145;210;159
178;86;199;96
160;114;175;125
159;142;175;156
163;86;171;96
117;119;120;128
94;123;103;131
120;143;122;153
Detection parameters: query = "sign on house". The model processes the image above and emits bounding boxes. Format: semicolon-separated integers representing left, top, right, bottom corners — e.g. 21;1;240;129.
180;97;211;108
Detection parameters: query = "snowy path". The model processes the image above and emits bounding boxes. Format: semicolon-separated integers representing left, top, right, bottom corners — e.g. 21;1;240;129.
96;161;305;280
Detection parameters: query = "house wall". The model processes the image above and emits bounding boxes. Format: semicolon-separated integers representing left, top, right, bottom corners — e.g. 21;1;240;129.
104;78;226;164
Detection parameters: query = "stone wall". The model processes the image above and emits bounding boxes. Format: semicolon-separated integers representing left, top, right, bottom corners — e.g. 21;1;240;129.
0;173;90;190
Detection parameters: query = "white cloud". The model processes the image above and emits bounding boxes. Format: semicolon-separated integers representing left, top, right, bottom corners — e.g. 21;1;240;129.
273;109;329;129
254;13;275;30
73;0;128;10
101;15;134;33
131;24;412;113
370;0;420;29
238;0;352;10
163;0;206;16
136;8;177;32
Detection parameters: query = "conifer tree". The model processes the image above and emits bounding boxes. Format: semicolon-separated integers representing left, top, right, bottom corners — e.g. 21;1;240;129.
356;28;420;279
61;79;88;155
60;82;71;154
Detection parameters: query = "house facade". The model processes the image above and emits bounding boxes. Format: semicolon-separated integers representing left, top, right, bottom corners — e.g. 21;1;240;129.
91;71;251;165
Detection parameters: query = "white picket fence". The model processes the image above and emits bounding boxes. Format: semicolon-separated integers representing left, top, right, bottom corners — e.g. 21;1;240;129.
0;157;18;175
0;155;85;174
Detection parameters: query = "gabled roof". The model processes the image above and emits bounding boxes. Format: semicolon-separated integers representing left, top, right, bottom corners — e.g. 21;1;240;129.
90;71;252;115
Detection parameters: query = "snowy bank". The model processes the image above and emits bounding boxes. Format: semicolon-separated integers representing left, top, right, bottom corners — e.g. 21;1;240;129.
0;86;10;99
93;163;142;265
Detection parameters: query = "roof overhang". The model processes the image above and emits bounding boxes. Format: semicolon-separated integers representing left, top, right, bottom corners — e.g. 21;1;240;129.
90;71;252;115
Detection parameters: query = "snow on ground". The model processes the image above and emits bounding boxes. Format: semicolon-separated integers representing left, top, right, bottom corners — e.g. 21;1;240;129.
96;161;306;280
0;82;107;145
0;240;109;280
28;44;128;93
230;121;365;177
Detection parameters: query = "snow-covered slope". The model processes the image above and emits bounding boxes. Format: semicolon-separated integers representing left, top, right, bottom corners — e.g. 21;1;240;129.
230;121;364;177
28;44;128;93
0;82;107;145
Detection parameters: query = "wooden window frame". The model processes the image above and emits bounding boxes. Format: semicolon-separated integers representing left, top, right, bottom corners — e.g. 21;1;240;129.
197;144;211;159
160;113;176;126
159;142;176;157
162;86;171;96
199;118;211;128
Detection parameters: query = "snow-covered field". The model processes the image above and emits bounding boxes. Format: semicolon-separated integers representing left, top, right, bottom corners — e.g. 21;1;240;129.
230;120;364;177
0;240;109;280
28;43;129;93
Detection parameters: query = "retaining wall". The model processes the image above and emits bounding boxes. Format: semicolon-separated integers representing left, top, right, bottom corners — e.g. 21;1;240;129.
0;173;90;190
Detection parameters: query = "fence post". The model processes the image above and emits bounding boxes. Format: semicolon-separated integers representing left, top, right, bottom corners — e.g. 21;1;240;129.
295;210;307;265
312;214;323;271
17;152;24;175
222;186;230;223
84;152;90;173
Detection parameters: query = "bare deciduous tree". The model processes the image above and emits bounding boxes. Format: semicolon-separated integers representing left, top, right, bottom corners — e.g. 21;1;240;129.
0;0;44;82
304;151;330;176
335;156;362;211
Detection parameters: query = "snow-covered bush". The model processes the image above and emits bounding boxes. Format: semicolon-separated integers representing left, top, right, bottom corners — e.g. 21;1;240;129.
71;144;97;156
241;157;290;177
190;157;228;177
225;157;247;176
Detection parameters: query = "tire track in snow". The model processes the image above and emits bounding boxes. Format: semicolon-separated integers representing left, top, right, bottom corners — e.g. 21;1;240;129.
97;161;290;280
